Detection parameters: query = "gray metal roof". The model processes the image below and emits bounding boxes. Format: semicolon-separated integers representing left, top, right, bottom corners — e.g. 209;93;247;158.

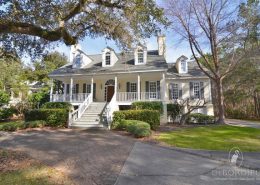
49;50;208;78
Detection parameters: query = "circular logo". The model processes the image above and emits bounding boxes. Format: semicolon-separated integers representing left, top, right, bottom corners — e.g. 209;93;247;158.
228;147;243;167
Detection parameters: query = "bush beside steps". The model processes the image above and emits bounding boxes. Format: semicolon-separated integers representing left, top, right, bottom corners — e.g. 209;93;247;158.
0;120;47;132
112;120;151;138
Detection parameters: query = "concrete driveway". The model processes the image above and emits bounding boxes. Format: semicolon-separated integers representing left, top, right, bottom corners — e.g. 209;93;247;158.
116;142;260;185
227;119;260;129
1;129;259;185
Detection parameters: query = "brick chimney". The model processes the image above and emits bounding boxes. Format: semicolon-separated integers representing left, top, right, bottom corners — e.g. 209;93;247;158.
157;35;166;57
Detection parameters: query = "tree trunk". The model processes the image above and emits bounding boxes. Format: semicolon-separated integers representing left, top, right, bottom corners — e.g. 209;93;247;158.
215;79;225;124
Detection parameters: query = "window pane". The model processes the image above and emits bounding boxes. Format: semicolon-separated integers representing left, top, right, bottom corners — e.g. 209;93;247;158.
149;82;157;98
172;84;179;99
130;83;137;92
106;52;111;65
138;49;144;63
181;61;186;72
193;82;200;99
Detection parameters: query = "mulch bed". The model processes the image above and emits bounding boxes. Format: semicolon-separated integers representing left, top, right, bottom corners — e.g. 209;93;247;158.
0;149;37;173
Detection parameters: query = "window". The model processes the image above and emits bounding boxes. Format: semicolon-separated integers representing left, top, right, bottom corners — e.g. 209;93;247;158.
75;54;81;68
181;60;186;72
86;84;91;94
149;82;157;99
137;49;144;63
130;83;137;92
171;84;179;99
193;82;200;99
105;52;111;65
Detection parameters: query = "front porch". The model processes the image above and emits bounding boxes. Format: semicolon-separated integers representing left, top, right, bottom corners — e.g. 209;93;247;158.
50;73;166;105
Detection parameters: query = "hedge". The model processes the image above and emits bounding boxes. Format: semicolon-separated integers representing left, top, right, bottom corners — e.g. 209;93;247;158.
132;101;163;114
24;120;46;128
113;110;160;130
41;102;72;111
0;121;25;132
187;113;215;124
0;107;17;120
25;109;68;127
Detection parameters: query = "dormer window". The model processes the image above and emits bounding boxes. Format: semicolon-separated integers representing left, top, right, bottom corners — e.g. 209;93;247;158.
134;45;147;65
137;49;144;63
73;54;82;68
105;52;111;65
181;60;187;72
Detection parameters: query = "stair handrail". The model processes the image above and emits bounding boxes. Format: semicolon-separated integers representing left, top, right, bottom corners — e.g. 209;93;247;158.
68;93;92;127
104;94;117;129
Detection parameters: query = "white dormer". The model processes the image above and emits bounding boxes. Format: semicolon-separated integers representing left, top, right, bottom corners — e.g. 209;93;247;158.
134;45;147;65
70;44;92;69
102;47;118;67
176;55;188;74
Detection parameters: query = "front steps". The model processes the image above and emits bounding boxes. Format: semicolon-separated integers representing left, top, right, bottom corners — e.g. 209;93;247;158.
71;102;107;129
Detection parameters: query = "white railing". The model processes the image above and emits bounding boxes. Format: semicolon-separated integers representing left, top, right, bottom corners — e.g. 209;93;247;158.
68;93;92;127
104;94;118;129
52;93;89;103
116;92;161;102
116;92;138;102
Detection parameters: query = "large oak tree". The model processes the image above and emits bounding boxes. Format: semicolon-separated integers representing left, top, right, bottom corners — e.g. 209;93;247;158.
0;0;166;56
163;0;259;123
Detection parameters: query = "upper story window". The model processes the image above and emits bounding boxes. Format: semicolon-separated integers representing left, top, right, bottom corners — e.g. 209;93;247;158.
137;49;144;63
181;60;187;72
105;52;111;65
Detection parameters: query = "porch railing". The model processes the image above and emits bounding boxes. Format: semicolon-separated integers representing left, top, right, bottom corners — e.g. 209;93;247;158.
104;94;117;129
52;93;90;103
68;93;93;127
117;92;161;102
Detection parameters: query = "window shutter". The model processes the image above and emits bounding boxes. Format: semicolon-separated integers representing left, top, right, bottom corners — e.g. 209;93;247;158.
93;83;96;99
169;83;172;100
145;81;149;92
179;84;182;99
126;82;130;92
200;82;204;99
66;84;70;94
190;82;194;100
76;84;79;94
157;81;160;92
83;83;86;93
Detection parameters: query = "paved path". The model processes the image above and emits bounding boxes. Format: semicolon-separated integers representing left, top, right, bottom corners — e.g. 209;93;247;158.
0;129;135;185
227;119;260;128
116;142;260;185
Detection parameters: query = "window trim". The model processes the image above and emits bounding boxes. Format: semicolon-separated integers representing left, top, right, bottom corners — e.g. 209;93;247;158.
180;60;186;72
193;82;201;99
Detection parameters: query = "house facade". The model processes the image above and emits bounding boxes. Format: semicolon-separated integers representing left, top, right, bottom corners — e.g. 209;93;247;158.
49;36;213;128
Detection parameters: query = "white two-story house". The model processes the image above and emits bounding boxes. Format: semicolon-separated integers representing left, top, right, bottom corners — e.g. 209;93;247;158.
49;36;213;128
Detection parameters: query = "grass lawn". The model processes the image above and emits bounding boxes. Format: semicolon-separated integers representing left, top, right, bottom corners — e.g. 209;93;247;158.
0;149;73;185
156;125;260;151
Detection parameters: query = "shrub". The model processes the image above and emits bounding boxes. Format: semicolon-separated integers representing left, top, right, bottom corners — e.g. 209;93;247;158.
187;113;215;124
124;120;151;138
113;110;160;130
132;101;163;114
41;102;72;111
25;109;68;127
0;107;17;120
167;103;182;122
0;91;10;107
24;120;46;128
0;121;24;132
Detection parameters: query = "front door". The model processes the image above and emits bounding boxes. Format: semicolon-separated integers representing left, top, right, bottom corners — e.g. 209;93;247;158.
106;86;115;102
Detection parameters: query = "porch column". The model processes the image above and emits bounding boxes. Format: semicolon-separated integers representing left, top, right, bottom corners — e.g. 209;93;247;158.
50;79;54;102
91;77;94;101
161;73;166;101
114;76;118;99
70;77;73;102
137;74;141;100
64;83;67;102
